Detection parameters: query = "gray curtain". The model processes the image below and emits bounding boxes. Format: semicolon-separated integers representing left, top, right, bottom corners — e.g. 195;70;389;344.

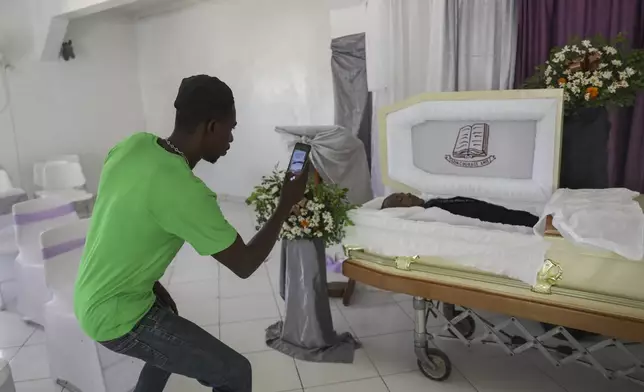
331;33;372;168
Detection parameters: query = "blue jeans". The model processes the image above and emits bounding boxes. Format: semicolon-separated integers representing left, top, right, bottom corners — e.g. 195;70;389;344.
100;300;252;392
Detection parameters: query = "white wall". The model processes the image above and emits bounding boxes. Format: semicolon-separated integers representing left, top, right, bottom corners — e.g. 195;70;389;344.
0;0;30;188
330;1;367;39
0;0;146;193
0;77;20;188
137;0;334;198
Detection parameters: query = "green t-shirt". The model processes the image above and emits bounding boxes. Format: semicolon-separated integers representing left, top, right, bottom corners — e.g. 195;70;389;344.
74;132;238;342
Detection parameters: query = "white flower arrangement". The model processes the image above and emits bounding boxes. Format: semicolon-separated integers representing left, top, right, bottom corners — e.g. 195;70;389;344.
526;34;644;114
246;168;356;245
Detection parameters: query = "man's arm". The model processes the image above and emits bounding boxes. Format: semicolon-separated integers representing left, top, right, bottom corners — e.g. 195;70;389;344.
212;165;310;279
212;203;291;279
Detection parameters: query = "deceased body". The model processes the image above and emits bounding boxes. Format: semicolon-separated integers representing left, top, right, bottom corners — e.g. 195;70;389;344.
381;193;539;228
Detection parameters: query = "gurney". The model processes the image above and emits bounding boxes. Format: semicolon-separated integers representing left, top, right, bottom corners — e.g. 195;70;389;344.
341;89;644;386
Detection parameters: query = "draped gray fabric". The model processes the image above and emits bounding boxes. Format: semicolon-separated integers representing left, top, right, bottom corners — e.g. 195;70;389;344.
331;33;372;168
266;239;359;363
275;126;372;205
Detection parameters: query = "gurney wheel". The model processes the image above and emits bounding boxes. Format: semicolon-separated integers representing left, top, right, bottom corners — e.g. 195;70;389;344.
417;348;452;381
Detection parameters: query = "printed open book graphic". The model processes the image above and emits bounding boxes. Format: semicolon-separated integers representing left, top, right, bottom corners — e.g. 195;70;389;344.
452;123;490;158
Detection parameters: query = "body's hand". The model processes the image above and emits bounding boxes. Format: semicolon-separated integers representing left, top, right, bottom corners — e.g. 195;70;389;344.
278;163;310;212
153;281;178;315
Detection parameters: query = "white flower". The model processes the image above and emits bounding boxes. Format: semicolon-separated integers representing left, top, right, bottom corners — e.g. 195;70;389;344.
601;71;613;79
588;76;603;87
619;80;629;88
611;59;622;66
584;93;591;101
563;92;571;102
545;76;552;85
581;40;591;48
608;84;618;94
552;53;566;63
603;46;618;55
598;63;608;69
625;67;636;76
561;45;570;53
571;45;581;53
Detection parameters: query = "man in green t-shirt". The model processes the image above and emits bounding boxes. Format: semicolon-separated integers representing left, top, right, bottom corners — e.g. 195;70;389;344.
74;75;308;392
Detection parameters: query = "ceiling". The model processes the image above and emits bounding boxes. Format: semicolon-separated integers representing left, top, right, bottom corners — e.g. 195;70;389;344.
109;0;210;18
327;0;366;10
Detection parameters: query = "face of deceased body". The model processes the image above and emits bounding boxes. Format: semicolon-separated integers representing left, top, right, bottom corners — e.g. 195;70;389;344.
381;193;425;209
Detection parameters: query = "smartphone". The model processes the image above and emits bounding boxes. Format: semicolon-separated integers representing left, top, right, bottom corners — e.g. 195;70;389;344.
287;143;311;177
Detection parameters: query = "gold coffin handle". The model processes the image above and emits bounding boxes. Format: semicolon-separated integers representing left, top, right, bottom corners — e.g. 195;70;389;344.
532;259;563;294
394;255;419;271
343;245;364;259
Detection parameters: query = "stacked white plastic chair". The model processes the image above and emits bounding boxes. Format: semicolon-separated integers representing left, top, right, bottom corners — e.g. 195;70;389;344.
42;219;143;392
12;197;78;325
36;161;94;218
0;170;27;311
33;155;81;190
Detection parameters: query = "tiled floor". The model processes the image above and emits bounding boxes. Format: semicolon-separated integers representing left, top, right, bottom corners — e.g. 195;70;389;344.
1;201;642;391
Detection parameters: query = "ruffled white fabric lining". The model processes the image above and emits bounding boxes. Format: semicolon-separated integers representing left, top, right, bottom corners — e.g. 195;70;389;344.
535;188;644;261
345;198;550;285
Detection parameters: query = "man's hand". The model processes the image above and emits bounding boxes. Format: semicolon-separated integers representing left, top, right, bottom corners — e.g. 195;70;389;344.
278;163;310;213
153;281;178;315
212;163;312;280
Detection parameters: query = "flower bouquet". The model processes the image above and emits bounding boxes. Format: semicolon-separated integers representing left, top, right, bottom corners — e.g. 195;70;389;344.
525;35;644;189
247;167;360;363
246;168;355;245
524;34;644;113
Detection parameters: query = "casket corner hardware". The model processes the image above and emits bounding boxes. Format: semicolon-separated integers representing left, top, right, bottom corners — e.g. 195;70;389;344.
532;259;563;294
394;255;419;271
343;245;364;259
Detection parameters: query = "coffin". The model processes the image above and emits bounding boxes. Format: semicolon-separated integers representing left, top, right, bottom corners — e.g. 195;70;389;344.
342;89;644;338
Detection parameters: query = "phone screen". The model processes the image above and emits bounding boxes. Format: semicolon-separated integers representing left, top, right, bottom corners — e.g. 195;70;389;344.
288;146;309;175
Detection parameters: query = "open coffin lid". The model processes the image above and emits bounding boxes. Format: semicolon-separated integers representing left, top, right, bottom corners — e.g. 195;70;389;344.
346;89;644;304
345;89;568;287
379;89;563;213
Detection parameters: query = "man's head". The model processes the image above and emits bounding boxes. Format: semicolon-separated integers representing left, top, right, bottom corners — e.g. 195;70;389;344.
381;193;424;209
173;75;236;163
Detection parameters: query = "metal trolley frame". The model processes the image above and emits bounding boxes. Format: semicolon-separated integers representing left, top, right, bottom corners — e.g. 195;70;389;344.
342;259;644;388
412;298;644;387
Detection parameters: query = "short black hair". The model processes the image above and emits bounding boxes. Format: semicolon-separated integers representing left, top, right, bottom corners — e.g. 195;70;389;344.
173;75;235;132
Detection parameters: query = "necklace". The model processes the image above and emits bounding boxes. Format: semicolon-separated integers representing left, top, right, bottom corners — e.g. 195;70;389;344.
164;139;190;166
